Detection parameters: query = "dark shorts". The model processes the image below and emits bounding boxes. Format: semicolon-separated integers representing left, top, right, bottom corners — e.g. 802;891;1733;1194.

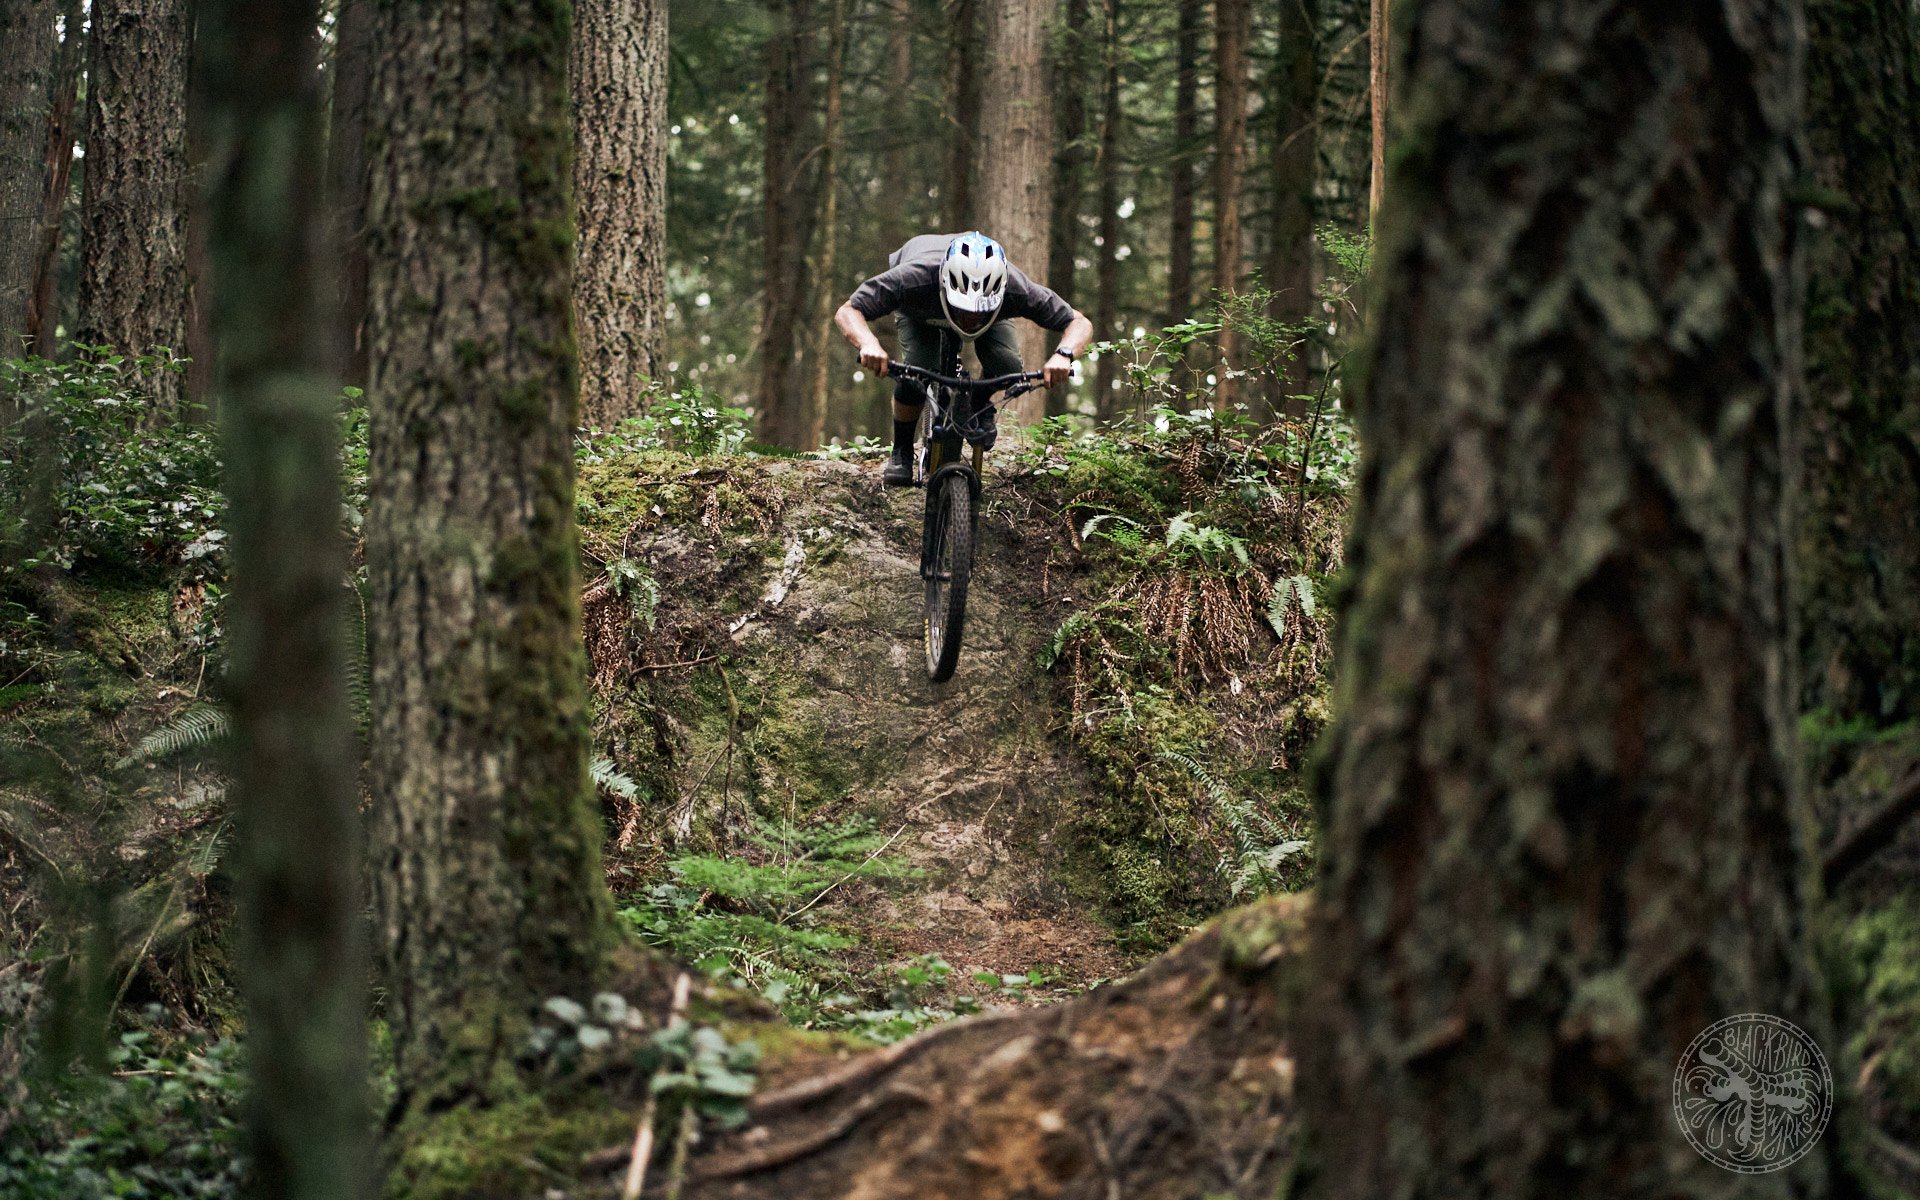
893;315;1024;406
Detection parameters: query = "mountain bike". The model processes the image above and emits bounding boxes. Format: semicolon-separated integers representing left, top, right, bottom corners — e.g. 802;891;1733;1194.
886;357;1044;683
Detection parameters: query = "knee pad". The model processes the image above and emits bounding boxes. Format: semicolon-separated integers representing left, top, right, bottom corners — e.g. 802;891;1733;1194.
894;379;928;409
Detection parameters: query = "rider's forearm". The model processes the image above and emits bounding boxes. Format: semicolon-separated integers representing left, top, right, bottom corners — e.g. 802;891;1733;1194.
1054;311;1095;359
836;303;881;353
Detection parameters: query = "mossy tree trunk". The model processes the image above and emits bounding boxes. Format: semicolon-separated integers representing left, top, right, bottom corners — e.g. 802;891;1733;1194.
1799;0;1920;729
1264;0;1317;416
76;0;192;418
363;0;614;1166
197;0;370;1192
943;0;981;230
805;0;849;448
0;0;57;347
1166;0;1201;326
1044;0;1089;419
1210;0;1249;408
1092;0;1122;419
1297;0;1829;1193
24;0;82;353
325;0;374;389
572;0;668;429
755;0;818;449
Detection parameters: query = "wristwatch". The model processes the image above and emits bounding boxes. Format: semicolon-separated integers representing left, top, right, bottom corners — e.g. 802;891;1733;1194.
1054;346;1076;361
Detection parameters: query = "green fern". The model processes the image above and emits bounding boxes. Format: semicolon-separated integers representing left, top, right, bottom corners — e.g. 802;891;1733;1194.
590;755;642;801
122;703;232;767
1160;749;1306;898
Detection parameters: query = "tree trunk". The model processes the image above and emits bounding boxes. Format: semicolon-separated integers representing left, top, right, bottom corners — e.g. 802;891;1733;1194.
1091;0;1122;420
197;0;371;1191
1210;0;1249;409
326;0;373;388
872;0;914;438
1166;0;1201;326
1799;0;1920;728
0;0;58;347
1264;0;1317;416
23;0;78;353
1299;0;1827;1193
76;0;193;418
805;0;850;450
755;0;817;448
1365;0;1385;224
943;0;981;230
363;0;614;1171
979;0;1055;424
881;0;914;256
1044;0;1089;419
572;0;669;429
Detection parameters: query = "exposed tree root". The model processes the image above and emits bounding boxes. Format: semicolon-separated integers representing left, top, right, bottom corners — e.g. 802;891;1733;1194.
587;895;1307;1200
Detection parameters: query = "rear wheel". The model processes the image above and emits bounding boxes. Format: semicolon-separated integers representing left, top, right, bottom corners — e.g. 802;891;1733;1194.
923;472;973;682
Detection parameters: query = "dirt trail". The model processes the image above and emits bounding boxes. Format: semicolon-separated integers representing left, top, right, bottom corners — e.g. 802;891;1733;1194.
583;454;1134;998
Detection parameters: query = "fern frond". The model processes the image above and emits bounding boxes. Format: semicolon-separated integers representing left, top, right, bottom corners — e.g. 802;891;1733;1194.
591;754;642;802
123;703;231;766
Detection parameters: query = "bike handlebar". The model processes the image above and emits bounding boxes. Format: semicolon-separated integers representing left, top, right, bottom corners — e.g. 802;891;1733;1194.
886;362;1045;393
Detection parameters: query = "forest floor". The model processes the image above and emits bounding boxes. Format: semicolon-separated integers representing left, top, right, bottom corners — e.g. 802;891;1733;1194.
4;421;1918;1199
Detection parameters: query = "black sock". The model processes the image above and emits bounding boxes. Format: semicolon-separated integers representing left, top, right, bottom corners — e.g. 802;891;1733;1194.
892;418;916;457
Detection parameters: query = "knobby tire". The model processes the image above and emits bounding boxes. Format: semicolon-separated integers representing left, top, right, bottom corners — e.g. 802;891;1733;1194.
924;473;972;682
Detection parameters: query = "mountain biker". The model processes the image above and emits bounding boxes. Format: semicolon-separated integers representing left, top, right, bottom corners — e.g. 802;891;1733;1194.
834;231;1095;486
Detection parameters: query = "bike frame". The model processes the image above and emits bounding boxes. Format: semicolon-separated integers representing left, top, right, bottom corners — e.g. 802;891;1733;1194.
886;357;1041;577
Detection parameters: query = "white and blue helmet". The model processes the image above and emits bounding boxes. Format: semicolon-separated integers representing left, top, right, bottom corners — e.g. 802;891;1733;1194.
941;231;1009;340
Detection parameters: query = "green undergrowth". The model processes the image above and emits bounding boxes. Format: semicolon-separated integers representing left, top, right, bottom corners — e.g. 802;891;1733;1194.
999;402;1349;944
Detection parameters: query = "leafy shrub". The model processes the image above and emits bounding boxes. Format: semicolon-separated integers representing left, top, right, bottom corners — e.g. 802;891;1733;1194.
0;1011;247;1200
577;383;751;460
0;350;218;580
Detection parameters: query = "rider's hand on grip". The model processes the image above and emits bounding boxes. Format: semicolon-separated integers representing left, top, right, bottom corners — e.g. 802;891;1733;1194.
860;342;890;377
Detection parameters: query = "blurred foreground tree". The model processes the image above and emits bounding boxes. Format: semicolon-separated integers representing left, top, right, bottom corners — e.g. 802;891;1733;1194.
1799;0;1920;729
198;0;370;1193
1298;0;1831;1195
363;0;614;1179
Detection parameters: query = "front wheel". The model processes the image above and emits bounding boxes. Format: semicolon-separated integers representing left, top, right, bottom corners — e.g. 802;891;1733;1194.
923;472;973;682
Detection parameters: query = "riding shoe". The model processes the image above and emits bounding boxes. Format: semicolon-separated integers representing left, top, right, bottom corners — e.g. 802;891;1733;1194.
882;452;916;488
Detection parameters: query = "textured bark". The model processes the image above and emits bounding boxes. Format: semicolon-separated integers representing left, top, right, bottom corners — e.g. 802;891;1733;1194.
363;0;614;1149
803;0;849;449
881;0;913;258
1092;0;1122;419
755;0;817;448
979;0;1056;424
942;0;981;230
23;0;80;351
1166;0;1201;325
572;0;668;428
1365;0;1385;223
326;0;373;387
1299;0;1827;1194
1799;0;1920;726
1044;0;1089;419
1210;0;1250;408
1264;0;1317;414
0;0;57;346
197;0;370;1192
76;0;192;417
